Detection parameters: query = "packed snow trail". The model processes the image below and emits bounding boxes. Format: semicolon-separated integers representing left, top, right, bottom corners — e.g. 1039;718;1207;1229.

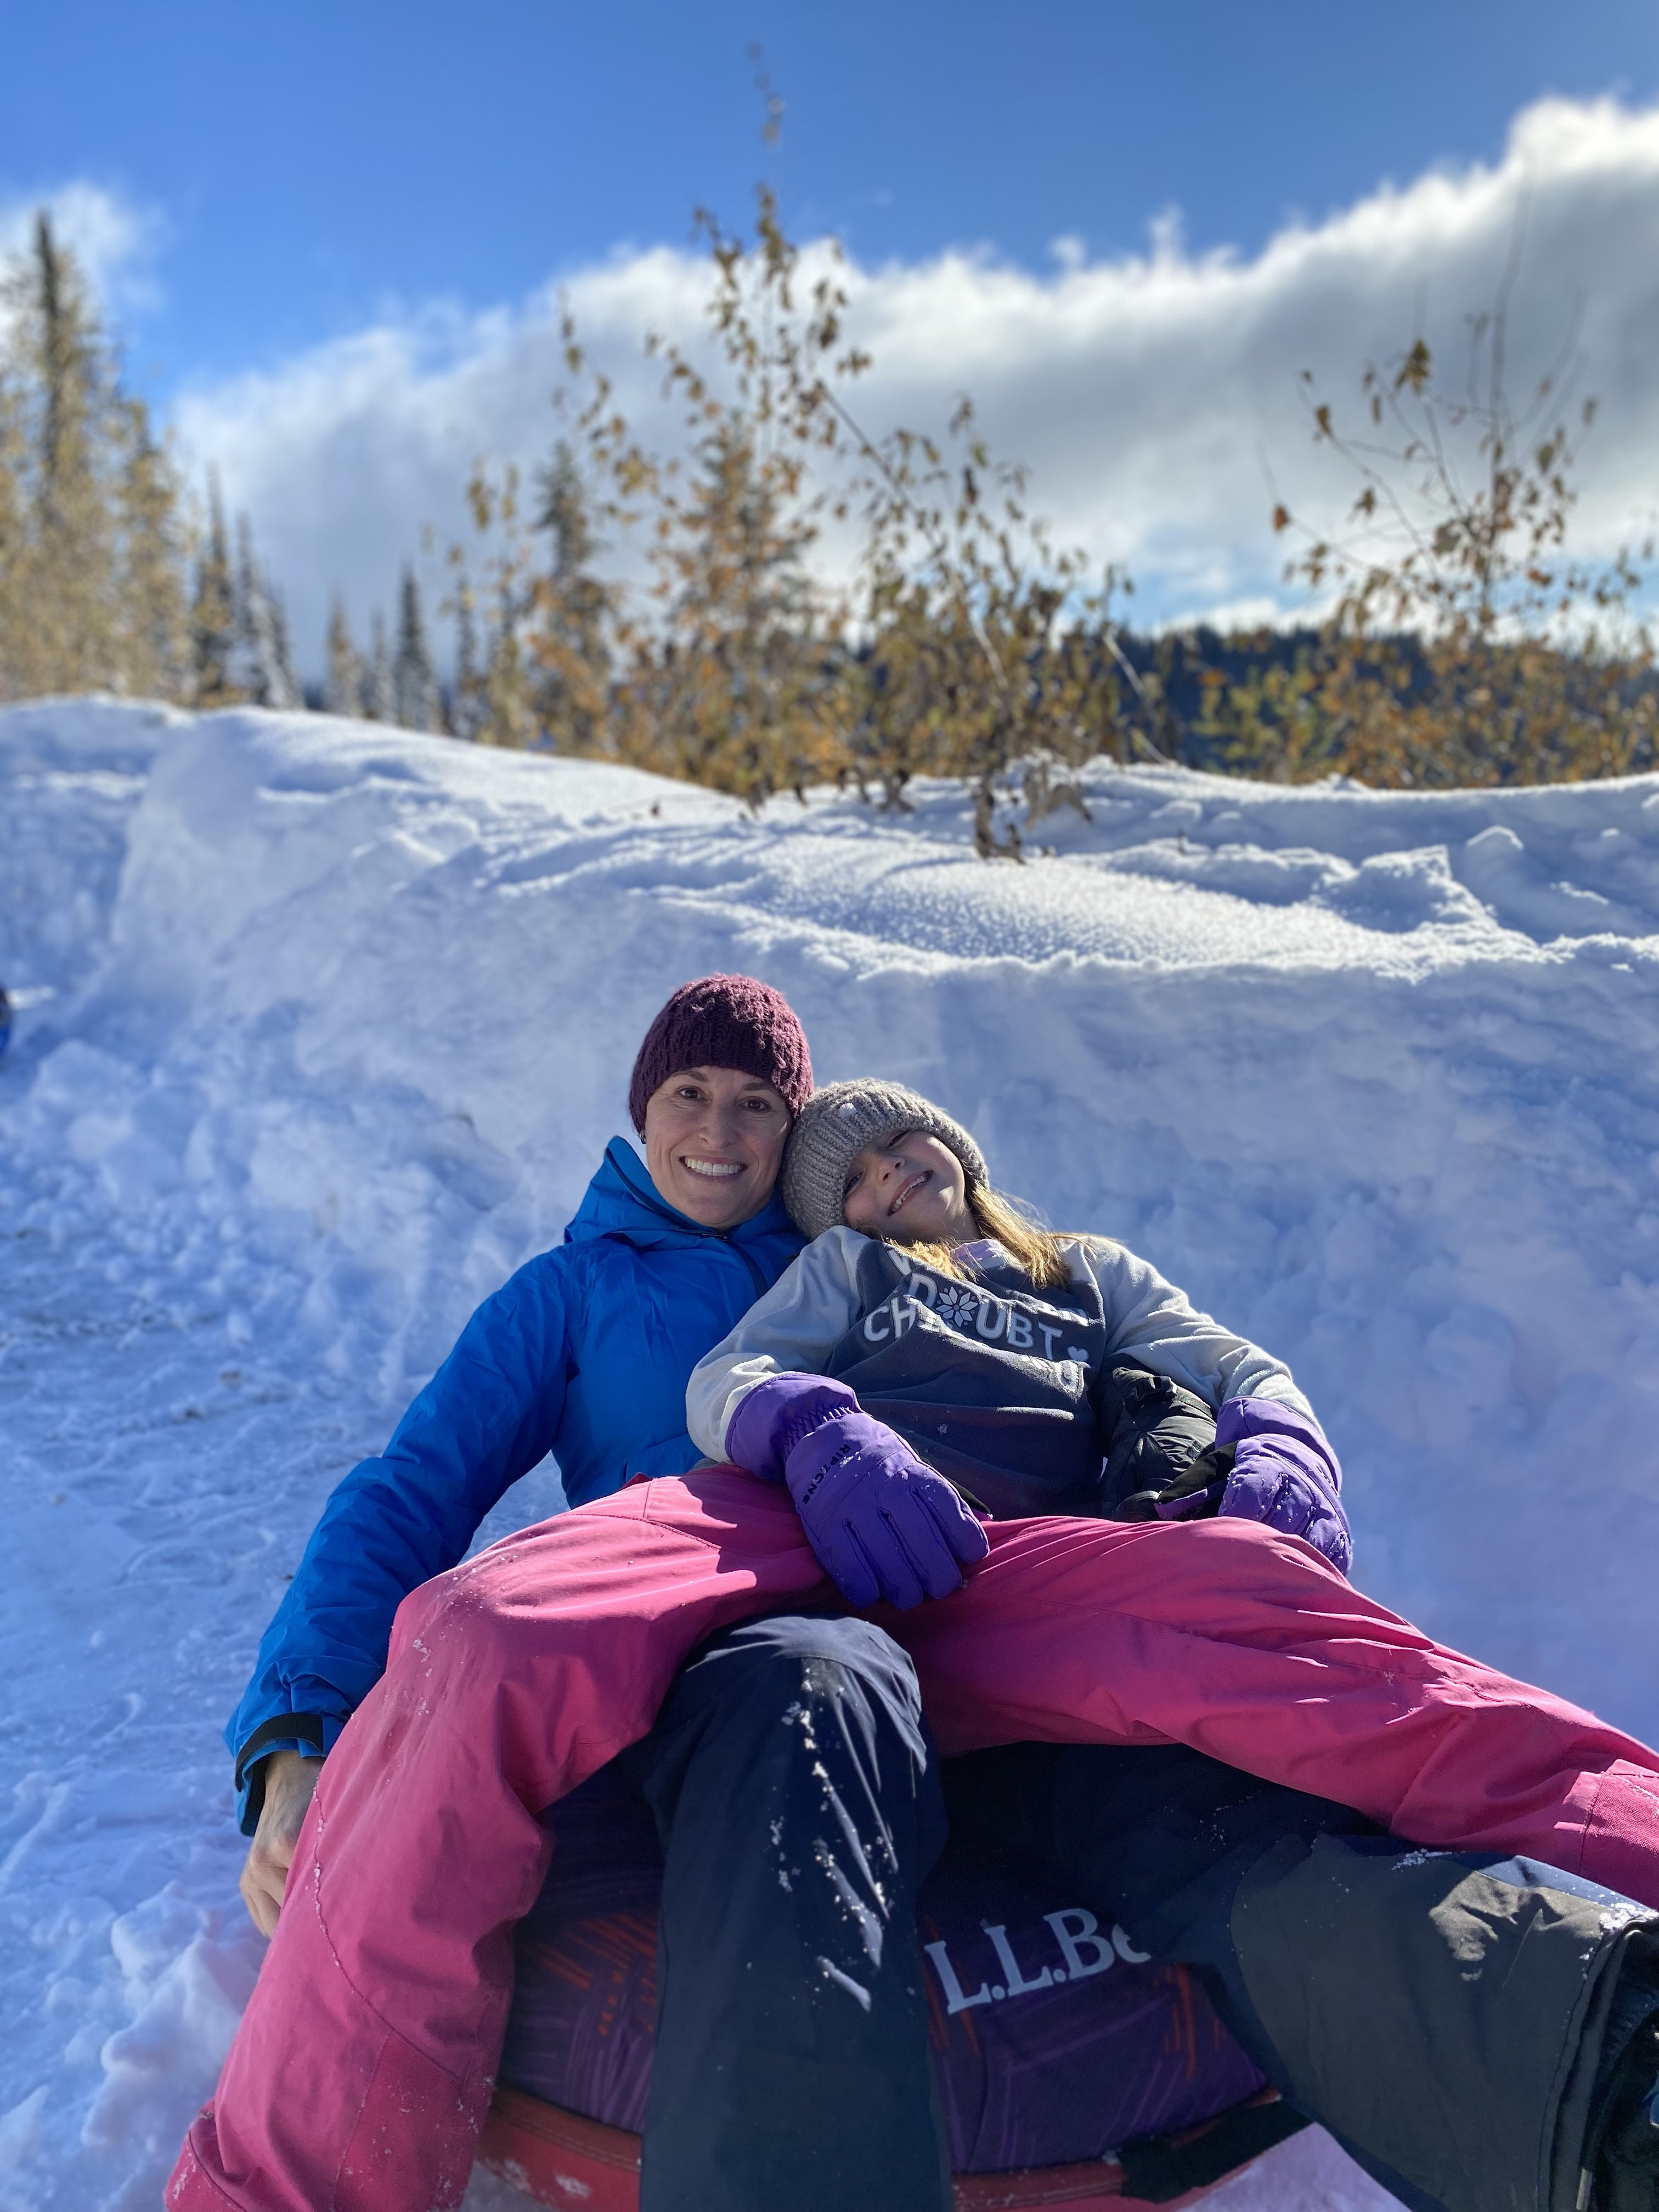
2;698;1657;2211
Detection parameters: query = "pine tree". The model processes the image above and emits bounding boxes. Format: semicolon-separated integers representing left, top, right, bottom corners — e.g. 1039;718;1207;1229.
449;580;488;740
190;470;240;705
232;512;299;708
481;619;534;747
32;213;119;688
0;350;31;690
363;608;394;720
115;399;189;699
447;459;539;747
324;597;365;716
392;565;441;731
269;585;301;708
531;441;612;749
0;213;122;696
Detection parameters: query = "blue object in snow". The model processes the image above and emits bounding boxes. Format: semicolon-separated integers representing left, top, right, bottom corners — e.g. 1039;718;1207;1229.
0;984;12;1056
225;1135;804;1829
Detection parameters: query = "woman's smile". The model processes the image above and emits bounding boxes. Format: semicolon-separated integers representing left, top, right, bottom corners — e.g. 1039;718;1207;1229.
681;1155;746;1182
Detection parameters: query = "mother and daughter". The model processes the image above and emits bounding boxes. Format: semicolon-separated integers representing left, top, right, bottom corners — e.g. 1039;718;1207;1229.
171;975;1659;2212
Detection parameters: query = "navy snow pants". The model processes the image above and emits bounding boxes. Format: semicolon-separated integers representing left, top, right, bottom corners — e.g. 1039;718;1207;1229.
617;1613;953;2212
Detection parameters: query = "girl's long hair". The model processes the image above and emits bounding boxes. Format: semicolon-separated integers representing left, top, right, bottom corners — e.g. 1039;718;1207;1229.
882;1180;1074;1291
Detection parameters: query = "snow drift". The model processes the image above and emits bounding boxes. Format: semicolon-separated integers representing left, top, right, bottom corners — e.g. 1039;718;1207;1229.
2;697;1657;2211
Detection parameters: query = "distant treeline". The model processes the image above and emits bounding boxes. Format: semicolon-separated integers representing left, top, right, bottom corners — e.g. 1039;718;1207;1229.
1115;627;1658;786
2;205;1651;846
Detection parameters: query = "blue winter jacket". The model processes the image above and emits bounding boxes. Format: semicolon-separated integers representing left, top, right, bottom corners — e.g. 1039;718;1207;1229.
227;1137;804;1831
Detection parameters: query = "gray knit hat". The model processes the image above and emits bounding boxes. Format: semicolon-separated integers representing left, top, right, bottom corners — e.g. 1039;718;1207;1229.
781;1080;989;1240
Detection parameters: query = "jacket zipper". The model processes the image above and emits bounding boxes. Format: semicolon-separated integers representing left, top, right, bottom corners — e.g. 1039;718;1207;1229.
720;1234;770;1301
617;1172;774;1301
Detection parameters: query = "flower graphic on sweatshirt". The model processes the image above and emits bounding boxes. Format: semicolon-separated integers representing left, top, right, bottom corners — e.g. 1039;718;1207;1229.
934;1283;982;1329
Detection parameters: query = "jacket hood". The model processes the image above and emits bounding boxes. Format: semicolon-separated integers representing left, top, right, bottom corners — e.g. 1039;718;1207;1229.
563;1135;798;1252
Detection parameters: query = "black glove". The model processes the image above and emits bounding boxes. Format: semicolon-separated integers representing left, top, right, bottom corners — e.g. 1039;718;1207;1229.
1112;1443;1235;1523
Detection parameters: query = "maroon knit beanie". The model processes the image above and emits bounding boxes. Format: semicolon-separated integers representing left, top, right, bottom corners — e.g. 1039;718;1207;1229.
628;975;814;1133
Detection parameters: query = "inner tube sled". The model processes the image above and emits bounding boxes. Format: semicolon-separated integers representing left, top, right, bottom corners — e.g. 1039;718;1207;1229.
478;1770;1305;2208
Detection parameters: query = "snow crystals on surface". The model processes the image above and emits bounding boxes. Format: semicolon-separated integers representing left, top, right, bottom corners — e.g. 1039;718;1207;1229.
2;697;1657;2210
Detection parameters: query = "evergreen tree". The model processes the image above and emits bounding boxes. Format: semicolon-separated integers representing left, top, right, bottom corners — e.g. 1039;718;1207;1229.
0;348;32;687
324;596;365;717
29;213;119;687
269;585;301;707
449;581;488;740
115;400;189;700
190;470;239;705
392;565;441;730
0;213;122;695
363;608;394;720
233;512;299;708
481;619;534;747
531;440;612;749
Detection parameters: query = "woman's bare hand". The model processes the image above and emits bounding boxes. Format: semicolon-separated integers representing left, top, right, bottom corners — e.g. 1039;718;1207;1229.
239;1750;321;1936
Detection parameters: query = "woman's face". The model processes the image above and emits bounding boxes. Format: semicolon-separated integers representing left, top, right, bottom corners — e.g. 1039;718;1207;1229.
842;1130;977;1246
642;1065;791;1230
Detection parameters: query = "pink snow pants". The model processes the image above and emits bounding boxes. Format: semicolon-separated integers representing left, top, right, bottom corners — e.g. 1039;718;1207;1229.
168;1469;1659;2212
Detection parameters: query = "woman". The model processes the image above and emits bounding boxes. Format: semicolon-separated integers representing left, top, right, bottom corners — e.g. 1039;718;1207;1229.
231;972;810;1926
179;1067;1659;2212
212;983;995;2212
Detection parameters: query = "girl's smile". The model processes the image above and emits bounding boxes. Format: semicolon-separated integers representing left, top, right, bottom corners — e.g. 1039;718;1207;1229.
888;1166;933;1216
843;1130;978;1245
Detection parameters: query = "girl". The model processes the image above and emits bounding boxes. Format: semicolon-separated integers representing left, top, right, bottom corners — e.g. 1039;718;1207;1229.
688;1075;1348;1602
684;1076;1659;2211
667;1075;1655;1901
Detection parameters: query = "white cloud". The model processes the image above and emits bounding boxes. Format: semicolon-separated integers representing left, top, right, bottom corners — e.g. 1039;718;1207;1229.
0;180;165;325
168;94;1659;675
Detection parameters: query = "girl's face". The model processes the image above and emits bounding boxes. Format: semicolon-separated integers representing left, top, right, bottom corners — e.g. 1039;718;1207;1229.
842;1130;977;1246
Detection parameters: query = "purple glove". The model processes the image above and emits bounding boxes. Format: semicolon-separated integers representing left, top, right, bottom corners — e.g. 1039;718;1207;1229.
727;1374;990;1609
1215;1397;1352;1576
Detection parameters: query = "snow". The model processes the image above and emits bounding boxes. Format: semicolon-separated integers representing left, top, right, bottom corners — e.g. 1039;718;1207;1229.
2;696;1657;2212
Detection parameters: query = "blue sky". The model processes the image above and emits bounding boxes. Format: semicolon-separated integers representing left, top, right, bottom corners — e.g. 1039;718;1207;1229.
5;0;1656;393
4;3;1656;665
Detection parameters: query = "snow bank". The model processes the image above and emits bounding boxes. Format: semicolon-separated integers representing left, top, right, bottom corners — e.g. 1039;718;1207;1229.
3;697;1657;2210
